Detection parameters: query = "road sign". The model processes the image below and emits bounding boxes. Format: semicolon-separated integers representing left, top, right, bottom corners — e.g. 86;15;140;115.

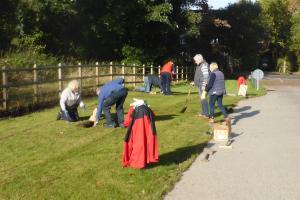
252;69;264;91
253;69;264;80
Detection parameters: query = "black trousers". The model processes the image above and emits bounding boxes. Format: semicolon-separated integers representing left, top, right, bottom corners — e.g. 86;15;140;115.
103;88;128;125
161;72;172;95
60;104;79;122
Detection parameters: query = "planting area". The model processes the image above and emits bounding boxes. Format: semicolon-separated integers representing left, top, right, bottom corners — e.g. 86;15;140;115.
0;81;263;200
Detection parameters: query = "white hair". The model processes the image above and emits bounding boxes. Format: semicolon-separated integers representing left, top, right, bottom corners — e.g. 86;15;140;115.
68;80;79;91
210;62;219;72
193;54;203;64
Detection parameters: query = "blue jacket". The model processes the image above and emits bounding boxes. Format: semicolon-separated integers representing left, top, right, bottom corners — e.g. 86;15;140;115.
205;70;226;95
96;78;124;121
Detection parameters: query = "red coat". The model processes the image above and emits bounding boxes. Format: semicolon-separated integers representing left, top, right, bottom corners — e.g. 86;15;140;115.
161;61;174;74
122;106;159;169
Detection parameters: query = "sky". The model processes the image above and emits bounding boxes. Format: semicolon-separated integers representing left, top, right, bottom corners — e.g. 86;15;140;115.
207;0;238;9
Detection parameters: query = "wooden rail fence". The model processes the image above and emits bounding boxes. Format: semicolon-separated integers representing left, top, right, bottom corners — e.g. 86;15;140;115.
0;63;194;114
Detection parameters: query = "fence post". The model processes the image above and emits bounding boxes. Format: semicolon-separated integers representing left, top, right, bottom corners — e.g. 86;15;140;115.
176;65;179;83
158;65;161;78
110;62;113;81
33;64;38;104
95;62;99;87
150;65;153;75
181;66;184;81
185;66;188;80
2;66;8;110
142;64;145;81
78;62;82;92
133;64;136;87
122;63;125;80
58;63;62;95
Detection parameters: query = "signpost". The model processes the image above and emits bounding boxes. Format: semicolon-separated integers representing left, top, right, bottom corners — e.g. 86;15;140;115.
252;69;264;91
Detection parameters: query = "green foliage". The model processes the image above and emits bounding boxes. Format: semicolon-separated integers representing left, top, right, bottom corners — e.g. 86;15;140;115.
121;45;144;65
146;3;173;26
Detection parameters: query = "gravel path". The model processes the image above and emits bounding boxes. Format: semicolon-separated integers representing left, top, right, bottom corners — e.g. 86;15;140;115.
165;78;300;200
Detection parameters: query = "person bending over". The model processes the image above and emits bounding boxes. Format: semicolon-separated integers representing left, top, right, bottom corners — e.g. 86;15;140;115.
135;75;162;93
94;78;128;128
57;80;85;122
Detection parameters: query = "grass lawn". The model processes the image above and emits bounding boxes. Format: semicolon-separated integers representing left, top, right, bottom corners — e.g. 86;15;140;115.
0;80;264;200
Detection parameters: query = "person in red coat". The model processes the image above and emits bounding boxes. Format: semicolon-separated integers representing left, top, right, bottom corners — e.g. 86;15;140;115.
160;60;175;95
122;100;159;169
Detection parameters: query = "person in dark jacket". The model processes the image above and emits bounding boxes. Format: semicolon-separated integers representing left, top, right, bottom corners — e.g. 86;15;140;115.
135;75;162;93
94;78;128;128
204;62;229;123
160;60;175;95
192;54;210;118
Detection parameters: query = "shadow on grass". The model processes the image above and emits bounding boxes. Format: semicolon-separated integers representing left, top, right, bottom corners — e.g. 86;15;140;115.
155;114;178;121
148;143;207;168
171;91;198;96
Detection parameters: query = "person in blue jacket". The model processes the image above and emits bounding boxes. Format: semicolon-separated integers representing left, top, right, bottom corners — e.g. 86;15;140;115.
205;62;230;123
94;78;128;128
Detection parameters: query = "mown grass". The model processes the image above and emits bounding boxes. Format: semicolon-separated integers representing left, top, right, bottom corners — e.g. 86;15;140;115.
0;80;264;200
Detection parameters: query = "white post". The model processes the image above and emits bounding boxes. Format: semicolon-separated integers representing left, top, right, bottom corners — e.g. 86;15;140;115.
58;63;62;95
95;62;99;87
176;65;179;83
33;64;38;103
133;64;136;87
78;62;82;92
142;64;145;81
2;66;7;110
110;62;113;81
150;65;153;75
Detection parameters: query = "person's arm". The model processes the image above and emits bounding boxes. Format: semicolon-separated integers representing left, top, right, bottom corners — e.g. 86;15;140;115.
59;91;67;111
205;73;216;92
201;63;210;88
78;94;85;108
95;93;105;123
194;67;200;87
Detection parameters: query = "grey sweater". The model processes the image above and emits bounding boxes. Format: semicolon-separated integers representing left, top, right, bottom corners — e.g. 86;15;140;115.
194;61;210;87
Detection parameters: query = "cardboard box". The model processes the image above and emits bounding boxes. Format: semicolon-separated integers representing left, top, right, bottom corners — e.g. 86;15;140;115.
213;123;231;142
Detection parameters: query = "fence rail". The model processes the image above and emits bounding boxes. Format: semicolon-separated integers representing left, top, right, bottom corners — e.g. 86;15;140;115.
0;62;194;115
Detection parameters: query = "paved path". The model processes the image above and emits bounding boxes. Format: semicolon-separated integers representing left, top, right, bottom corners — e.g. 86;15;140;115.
165;78;300;200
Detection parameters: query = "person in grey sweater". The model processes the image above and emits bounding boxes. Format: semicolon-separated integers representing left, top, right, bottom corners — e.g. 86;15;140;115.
192;54;210;118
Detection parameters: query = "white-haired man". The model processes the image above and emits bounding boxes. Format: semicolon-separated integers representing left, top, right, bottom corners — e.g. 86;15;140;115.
57;80;85;122
192;54;210;118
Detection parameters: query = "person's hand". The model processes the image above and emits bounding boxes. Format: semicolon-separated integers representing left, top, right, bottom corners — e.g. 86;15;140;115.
190;82;195;87
201;91;207;100
93;121;99;127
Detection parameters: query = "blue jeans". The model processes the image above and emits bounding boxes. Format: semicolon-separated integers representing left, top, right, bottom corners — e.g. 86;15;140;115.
103;88;128;126
161;72;172;95
198;87;209;117
209;94;228;119
135;76;150;92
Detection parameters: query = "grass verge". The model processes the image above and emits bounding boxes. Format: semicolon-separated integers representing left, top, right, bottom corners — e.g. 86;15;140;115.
0;80;264;200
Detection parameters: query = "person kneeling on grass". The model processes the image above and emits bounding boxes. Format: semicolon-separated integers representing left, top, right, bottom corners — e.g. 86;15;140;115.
57;80;85;122
94;78;128;128
204;63;230;123
135;75;162;93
